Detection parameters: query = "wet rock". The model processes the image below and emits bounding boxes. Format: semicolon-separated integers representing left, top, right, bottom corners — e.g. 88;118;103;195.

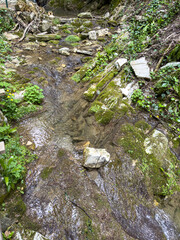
115;58;127;71
130;57;151;79
0;142;5;155
3;33;19;40
0;111;8;125
22;42;39;51
161;62;180;69
78;12;92;19
83;147;110;168
88;30;97;40
59;47;70;56
15;228;49;240
0;89;5;96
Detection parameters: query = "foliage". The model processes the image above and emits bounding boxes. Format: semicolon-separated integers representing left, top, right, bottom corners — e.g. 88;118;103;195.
131;65;180;134
24;85;44;104
0;136;36;192
125;0;180;58
0;124;16;141
0;9;14;34
2;230;14;240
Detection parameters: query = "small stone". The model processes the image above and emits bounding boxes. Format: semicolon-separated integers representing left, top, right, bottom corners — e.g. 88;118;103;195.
104;12;110;19
115;58;127;71
38;57;42;61
3;32;19;40
75;49;93;56
130;57;151;79
0;141;5;154
83;147;110;168
97;28;110;37
78;12;92;19
59;47;70;56
62;64;66;68
88;31;97;40
26;141;33;146
0;89;5;96
0;110;8;125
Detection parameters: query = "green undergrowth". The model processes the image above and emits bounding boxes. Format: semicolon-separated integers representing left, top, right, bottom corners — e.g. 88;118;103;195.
118;122;180;197
124;0;180;58
131;65;180;136
0;9;14;34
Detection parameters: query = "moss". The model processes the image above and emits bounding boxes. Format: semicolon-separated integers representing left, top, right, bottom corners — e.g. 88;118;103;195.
37;77;45;83
57;148;65;158
52;18;60;25
84;84;97;101
59;24;73;29
134;120;151;132
20;217;41;231
83;21;93;28
48;40;59;45
168;44;180;61
81;57;92;63
96;69;118;90
117;123;178;196
40;167;53;180
108;20;118;26
65;35;81;43
95;108;114;125
28;71;35;74
71;59;96;82
88;101;103;114
7;196;26;217
63;29;71;34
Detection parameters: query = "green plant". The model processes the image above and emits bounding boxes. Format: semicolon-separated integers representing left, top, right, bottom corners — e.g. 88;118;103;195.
2;230;14;240
24;85;44;104
0;124;16;141
0;136;36;192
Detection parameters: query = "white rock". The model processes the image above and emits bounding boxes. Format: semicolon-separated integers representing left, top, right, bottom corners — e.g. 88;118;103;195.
88;31;97;40
0;89;5;96
161;62;180;69
0;110;8;124
104;12;110;19
130;57;151;79
83;147;110;168
3;32;19;40
14;91;25;101
59;47;70;56
26;141;33;146
120;81;139;99
115;58;127;71
78;12;92;18
96;28;110;37
0;141;5;154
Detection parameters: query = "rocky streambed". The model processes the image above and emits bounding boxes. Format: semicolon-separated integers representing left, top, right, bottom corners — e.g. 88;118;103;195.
0;3;180;240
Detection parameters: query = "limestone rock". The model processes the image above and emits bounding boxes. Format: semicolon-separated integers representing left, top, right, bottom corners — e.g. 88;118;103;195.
3;32;19;40
114;58;127;71
120;81;139;99
96;28;110;37
0;141;5;154
59;47;70;56
39;20;51;32
13;91;25;101
74;49;93;56
83;147;110;168
130;57;151;79
104;12;110;19
0;89;5;96
88;31;97;40
0;110;8;125
78;12;92;19
161;62;180;69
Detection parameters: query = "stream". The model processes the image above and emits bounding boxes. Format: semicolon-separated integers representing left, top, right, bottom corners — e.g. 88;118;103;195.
2;8;180;240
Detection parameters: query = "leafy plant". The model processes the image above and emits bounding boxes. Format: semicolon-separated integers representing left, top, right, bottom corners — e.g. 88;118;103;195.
24;85;44;104
0;124;16;141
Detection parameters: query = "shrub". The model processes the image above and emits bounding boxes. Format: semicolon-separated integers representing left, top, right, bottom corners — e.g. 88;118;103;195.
24;85;44;104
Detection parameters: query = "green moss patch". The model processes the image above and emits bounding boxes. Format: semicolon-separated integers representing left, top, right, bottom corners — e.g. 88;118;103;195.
40;167;53;180
65;35;81;43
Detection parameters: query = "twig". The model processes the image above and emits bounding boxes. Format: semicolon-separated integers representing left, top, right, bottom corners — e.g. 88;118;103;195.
155;41;174;72
69;200;92;220
18;17;36;42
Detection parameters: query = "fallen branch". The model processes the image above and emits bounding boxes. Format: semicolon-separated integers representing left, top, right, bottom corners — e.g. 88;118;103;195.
18;17;36;42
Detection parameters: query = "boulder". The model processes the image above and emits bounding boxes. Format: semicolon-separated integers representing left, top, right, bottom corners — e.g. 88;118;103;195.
78;12;92;19
130;57;151;79
83;147;110;168
59;47;70;56
114;58;127;71
88;30;97;40
0;142;5;154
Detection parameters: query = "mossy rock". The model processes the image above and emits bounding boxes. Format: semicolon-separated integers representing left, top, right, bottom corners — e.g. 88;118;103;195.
95;108;114;125
65;35;81;43
84;84;97;101
40;167;54;180
117;123;179;196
